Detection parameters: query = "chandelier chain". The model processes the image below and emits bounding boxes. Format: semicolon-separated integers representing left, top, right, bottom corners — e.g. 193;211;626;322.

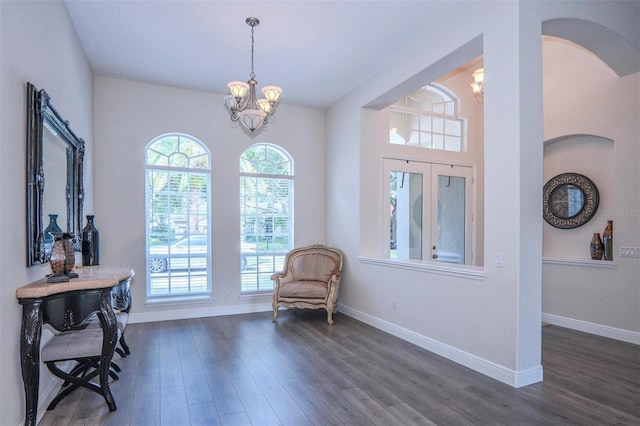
250;24;255;80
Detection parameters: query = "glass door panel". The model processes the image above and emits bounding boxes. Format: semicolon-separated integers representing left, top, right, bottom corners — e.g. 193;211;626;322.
390;170;424;260
436;175;466;264
431;165;473;264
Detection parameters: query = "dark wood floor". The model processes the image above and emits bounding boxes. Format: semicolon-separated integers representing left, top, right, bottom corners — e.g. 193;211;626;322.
38;310;639;426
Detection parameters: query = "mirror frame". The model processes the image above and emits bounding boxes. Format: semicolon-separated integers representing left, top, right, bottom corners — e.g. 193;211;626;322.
26;82;85;266
543;172;599;229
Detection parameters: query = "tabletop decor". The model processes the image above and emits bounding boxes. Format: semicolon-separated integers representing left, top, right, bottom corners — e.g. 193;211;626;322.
48;232;78;283
603;220;613;260
590;233;604;260
82;215;100;266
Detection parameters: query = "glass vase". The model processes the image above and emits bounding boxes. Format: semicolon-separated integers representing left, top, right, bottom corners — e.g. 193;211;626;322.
82;215;100;266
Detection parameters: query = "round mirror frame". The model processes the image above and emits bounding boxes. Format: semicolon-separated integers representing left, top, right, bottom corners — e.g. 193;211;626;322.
543;172;599;229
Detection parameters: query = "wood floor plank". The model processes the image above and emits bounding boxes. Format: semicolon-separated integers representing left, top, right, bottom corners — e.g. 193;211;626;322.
224;363;282;425
36;310;639;426
278;378;345;426
385;402;438;426
160;385;190;426
129;372;161;426
249;369;313;425
201;357;245;416
338;386;403;425
219;410;252;426
188;401;222;426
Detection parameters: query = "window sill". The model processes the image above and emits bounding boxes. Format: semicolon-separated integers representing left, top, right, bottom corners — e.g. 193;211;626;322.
145;294;213;307
542;257;615;268
358;256;485;280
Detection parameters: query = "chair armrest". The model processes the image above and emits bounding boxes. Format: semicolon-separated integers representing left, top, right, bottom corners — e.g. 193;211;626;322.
271;271;294;284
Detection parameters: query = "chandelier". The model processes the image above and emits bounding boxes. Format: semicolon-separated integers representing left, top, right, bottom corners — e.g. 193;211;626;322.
225;17;282;133
470;67;484;104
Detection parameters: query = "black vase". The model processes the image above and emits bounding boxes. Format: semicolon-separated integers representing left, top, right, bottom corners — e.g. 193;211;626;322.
82;215;100;266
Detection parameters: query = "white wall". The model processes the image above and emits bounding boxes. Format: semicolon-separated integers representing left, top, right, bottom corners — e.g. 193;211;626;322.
0;1;94;424
326;0;638;388
329;0;544;387
93;76;326;322
542;37;640;339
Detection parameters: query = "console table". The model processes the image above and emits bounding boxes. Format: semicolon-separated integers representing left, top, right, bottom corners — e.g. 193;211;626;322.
16;265;134;426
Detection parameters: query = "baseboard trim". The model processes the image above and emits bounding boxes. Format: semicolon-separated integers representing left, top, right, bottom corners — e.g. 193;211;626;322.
337;303;543;388
129;302;273;324
542;313;640;345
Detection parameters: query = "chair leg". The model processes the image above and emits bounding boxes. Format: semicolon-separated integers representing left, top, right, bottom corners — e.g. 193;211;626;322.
119;333;131;356
272;303;279;321
326;307;334;325
46;358;103;410
46;355;120;411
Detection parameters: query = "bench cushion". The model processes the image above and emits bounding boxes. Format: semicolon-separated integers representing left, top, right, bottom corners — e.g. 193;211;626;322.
42;328;120;362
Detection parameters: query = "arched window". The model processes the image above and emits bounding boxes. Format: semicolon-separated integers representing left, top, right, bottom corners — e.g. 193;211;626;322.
390;84;465;152
240;144;293;293
145;133;211;299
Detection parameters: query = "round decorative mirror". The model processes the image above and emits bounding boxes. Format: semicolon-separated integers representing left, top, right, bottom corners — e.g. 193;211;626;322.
543;173;599;229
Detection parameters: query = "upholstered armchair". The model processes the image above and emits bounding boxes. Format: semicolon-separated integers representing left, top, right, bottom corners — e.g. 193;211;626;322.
271;244;344;325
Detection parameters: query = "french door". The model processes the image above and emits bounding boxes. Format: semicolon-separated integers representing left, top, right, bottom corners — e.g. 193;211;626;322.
384;159;474;265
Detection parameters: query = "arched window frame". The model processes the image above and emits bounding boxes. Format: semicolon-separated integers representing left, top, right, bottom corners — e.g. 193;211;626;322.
145;133;212;300
389;84;466;152
239;143;294;294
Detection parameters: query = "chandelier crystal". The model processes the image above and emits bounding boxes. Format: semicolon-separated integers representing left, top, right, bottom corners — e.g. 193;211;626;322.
225;17;282;133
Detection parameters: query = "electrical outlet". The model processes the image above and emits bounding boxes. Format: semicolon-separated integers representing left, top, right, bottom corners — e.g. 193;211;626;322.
392;299;397;310
620;247;640;258
496;252;504;267
225;291;230;298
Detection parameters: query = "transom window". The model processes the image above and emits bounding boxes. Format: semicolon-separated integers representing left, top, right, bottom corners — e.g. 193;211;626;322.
390;84;465;152
145;134;211;299
240;144;293;293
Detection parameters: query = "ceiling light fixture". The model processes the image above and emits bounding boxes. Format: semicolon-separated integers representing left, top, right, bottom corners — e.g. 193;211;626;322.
225;17;282;133
470;67;484;104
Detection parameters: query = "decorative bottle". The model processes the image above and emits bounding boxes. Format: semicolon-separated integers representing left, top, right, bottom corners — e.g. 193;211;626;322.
603;220;613;261
590;233;603;260
82;215;100;266
43;214;62;259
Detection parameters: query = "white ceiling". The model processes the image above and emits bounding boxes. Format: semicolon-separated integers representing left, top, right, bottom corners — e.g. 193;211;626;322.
64;0;468;110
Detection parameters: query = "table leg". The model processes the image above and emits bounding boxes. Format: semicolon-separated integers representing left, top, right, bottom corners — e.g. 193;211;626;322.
20;300;43;426
99;291;118;411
